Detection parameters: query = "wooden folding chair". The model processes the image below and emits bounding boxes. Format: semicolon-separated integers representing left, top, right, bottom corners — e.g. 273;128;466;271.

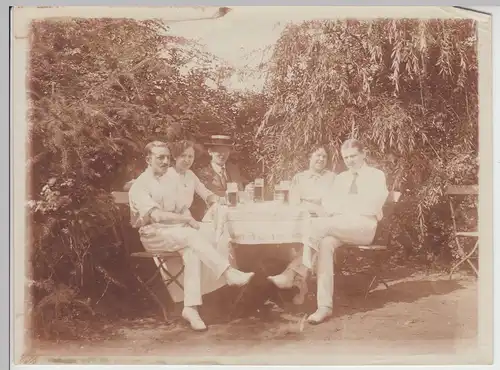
446;185;479;279
336;190;402;298
111;191;184;322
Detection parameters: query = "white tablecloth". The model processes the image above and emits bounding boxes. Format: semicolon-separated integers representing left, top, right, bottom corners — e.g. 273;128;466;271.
203;202;316;268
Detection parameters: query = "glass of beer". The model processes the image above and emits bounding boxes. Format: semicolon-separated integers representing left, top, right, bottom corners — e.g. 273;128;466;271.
280;180;291;203
274;184;285;203
226;182;238;207
254;178;264;202
245;182;255;203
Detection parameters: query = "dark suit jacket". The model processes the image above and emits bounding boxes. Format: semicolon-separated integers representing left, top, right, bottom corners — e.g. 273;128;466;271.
190;161;248;220
198;162;247;197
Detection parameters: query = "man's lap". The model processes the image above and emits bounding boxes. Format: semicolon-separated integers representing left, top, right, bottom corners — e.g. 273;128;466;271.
139;223;216;252
311;214;377;246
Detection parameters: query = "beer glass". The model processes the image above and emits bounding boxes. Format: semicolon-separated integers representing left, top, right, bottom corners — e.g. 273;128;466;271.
280;180;291;203
226;182;238;207
273;184;285;203
245;182;255;203
254;178;264;202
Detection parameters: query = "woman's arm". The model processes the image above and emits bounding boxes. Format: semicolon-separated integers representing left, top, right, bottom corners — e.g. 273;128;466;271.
193;171;220;205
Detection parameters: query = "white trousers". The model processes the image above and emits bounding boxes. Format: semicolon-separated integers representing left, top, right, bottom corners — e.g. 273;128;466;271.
288;214;378;309
139;223;231;307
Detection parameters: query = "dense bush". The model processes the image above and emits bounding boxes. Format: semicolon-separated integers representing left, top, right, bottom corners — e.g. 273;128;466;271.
27;18;264;339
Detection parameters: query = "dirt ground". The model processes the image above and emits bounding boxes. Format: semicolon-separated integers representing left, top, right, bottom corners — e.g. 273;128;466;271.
23;265;481;366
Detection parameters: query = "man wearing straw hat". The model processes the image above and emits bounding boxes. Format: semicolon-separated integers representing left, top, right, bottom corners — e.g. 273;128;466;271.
197;134;248;198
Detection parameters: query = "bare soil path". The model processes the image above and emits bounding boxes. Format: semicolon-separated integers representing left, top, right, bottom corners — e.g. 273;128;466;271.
24;269;480;365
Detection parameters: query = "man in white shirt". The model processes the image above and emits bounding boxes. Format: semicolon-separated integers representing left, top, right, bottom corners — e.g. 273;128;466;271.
268;139;389;325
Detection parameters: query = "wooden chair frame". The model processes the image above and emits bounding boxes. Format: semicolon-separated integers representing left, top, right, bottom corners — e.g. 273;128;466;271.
446;185;479;279
336;190;401;298
111;191;184;322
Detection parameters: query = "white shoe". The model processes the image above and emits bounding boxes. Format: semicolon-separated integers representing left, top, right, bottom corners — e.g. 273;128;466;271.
182;307;207;332
307;307;333;325
225;268;255;287
267;270;294;289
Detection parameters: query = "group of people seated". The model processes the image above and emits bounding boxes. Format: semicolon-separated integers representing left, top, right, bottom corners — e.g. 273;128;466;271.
127;134;389;332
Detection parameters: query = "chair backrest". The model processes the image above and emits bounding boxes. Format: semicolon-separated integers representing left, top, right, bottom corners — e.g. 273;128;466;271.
380;190;401;220
446;185;478;196
112;191;129;205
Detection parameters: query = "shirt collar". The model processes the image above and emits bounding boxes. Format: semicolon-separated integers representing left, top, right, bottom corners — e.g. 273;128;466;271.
306;169;328;179
145;166;166;181
211;162;226;174
350;162;368;176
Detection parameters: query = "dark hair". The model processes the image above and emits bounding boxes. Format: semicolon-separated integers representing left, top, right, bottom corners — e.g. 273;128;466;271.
169;139;196;159
144;141;169;158
308;143;331;160
341;138;364;152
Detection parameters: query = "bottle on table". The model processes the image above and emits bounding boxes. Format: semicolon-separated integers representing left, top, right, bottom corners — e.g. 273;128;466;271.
245;182;255;203
254;178;264;202
273;183;285;203
280;180;291;204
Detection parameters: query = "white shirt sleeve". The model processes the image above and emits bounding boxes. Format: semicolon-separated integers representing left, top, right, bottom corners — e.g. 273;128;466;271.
192;171;214;203
128;176;161;227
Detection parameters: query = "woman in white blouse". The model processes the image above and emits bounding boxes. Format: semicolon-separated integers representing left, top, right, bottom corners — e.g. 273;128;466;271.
130;140;254;331
269;144;336;304
288;144;337;214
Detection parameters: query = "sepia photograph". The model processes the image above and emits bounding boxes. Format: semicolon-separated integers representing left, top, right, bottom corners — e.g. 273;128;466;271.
11;5;493;366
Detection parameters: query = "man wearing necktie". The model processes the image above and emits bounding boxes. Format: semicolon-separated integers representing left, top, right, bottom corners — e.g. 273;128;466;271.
192;135;247;219
268;138;389;324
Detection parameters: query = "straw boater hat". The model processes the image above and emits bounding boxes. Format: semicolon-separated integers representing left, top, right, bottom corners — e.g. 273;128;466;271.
204;134;235;148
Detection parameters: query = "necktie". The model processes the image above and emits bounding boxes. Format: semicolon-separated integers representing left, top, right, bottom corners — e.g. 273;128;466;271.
220;166;228;188
349;172;359;194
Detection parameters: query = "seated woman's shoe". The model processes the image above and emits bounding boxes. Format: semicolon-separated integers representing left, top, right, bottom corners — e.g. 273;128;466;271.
267;269;295;289
307;306;333;325
182;307;208;332
225;268;255;287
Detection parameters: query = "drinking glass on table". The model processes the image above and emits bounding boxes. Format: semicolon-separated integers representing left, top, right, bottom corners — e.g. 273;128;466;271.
226;182;238;207
274;184;285;204
254;178;264;202
237;190;248;205
245;182;255;203
280;180;291;203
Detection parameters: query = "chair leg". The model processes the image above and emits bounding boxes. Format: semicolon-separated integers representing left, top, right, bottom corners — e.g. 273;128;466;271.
449;240;479;279
133;272;169;322
228;286;248;320
364;276;378;300
363;250;390;299
159;261;185;291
